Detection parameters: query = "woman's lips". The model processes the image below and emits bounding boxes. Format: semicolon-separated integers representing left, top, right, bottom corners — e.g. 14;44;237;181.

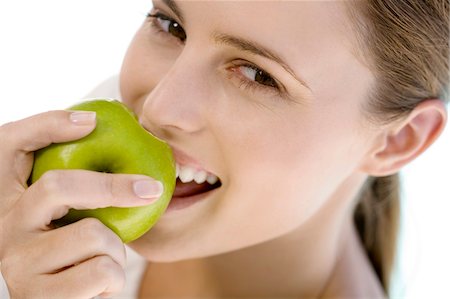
171;146;207;171
170;145;221;186
152;146;223;215
163;177;221;214
172;178;222;198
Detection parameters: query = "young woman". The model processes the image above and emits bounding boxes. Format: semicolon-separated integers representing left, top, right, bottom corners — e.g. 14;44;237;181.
0;1;448;298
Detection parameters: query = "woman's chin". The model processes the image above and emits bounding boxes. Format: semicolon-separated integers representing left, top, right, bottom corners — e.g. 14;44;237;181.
127;232;200;263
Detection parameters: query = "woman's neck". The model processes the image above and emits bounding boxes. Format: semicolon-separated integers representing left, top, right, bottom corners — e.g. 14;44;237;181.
199;182;362;297
139;172;376;298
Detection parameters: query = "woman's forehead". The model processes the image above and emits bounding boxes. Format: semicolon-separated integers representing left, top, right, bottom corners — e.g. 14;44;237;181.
164;0;364;94
174;1;352;41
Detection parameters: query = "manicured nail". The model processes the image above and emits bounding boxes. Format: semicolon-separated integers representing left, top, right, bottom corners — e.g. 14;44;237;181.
133;180;164;199
70;111;96;125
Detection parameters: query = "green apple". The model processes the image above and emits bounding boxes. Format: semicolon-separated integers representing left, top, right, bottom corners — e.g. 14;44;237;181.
30;99;176;243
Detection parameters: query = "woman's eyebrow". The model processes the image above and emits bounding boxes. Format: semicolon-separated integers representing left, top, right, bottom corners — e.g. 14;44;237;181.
161;0;184;23
212;33;310;90
160;0;310;91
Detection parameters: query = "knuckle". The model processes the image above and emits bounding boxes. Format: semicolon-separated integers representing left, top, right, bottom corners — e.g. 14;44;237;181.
92;256;125;287
47;110;62;125
76;218;107;244
37;170;63;197
76;218;124;260
101;173;120;203
45;110;68;132
95;256;117;274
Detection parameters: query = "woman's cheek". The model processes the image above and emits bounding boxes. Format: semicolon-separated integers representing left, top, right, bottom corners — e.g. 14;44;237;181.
120;28;176;105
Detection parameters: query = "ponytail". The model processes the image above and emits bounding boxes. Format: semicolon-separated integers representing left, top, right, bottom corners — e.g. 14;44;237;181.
347;0;448;296
354;174;401;294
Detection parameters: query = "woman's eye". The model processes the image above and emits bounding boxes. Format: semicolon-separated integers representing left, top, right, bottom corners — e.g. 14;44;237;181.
228;61;288;98
147;11;186;42
238;64;278;89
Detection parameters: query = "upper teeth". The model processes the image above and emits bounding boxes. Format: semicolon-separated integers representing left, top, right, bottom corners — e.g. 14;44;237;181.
176;163;219;185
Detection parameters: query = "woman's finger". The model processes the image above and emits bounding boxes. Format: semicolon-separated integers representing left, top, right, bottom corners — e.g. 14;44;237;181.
0;110;96;190
40;255;125;299
17;169;163;230
15;218;127;275
0;109;96;154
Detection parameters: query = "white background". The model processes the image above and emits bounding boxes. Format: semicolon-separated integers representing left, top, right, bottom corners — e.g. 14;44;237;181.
0;1;448;298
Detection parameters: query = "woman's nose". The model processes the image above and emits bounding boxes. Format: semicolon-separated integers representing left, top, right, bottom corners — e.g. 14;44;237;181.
140;60;210;138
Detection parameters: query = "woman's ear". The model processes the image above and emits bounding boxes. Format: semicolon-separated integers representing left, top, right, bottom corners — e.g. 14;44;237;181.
359;99;447;177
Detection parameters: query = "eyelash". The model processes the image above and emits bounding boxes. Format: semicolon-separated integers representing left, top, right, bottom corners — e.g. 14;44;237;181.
228;62;282;97
146;11;185;45
146;10;284;98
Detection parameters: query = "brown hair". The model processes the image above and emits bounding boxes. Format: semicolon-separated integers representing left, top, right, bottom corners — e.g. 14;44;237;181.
346;0;449;295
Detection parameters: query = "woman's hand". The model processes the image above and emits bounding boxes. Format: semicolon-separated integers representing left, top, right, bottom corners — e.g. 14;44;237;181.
0;110;160;298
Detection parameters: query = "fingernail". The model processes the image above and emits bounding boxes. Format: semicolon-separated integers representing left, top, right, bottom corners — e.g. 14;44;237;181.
133;180;164;199
70;111;96;125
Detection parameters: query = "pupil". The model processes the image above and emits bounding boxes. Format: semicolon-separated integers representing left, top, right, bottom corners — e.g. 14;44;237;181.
169;22;186;42
255;70;277;88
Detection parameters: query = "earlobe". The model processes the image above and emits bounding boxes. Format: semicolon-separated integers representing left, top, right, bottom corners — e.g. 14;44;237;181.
359;99;447;177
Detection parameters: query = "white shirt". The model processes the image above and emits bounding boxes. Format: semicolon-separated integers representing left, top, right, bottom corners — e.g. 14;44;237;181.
0;76;148;299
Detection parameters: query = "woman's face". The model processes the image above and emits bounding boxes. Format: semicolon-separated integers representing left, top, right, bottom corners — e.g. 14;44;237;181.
120;0;375;262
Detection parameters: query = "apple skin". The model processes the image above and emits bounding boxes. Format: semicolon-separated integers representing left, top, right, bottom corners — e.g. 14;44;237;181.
30;99;176;243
